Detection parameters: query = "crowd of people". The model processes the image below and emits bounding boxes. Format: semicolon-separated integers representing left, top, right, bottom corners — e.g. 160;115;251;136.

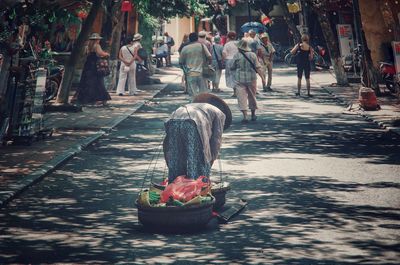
74;29;314;121
178;29;314;123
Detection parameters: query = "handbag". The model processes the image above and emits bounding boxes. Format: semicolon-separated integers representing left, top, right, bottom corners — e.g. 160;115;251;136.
201;44;215;79
96;58;110;76
213;45;225;69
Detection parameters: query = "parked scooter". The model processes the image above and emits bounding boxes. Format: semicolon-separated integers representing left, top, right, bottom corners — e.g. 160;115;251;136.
379;61;398;94
45;64;64;102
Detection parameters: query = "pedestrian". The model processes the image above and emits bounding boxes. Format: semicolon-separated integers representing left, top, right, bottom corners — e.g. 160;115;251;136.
164;32;174;67
178;34;190;93
231;39;265;123
291;34;314;96
198;30;212;52
178;34;189;53
116;35;140;96
258;33;275;92
73;33;111;106
211;36;224;93
155;39;169;67
163;93;231;182
248;30;261;54
222;31;238;97
179;32;212;97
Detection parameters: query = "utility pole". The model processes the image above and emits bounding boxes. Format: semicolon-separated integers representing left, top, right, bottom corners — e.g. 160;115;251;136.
247;0;252;22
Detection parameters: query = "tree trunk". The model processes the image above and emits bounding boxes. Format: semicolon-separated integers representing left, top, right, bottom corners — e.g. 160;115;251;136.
316;11;348;86
277;0;301;44
106;1;123;91
56;0;103;104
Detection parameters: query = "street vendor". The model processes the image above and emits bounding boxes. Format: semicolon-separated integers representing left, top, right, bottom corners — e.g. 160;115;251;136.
163;93;231;183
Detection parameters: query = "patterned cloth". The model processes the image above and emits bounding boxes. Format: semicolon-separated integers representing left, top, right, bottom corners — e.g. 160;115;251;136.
168;103;225;164
231;50;262;84
163;119;211;182
225;59;236;88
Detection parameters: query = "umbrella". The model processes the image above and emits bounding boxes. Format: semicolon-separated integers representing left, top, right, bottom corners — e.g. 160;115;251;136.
240;22;267;33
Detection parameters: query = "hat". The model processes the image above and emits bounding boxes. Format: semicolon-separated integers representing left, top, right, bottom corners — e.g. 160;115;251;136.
89;33;102;40
260;33;269;39
213;36;221;44
193;93;232;130
198;31;207;38
236;39;251;52
133;33;143;41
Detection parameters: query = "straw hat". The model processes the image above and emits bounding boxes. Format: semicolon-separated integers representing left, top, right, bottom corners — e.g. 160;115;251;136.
133;33;143;41
260;33;269;39
193;93;232;130
198;31;207;38
88;33;102;40
236;39;251;52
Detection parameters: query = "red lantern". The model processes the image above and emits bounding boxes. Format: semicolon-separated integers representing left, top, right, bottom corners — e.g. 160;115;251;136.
261;15;271;25
77;10;88;19
228;0;236;7
121;0;132;12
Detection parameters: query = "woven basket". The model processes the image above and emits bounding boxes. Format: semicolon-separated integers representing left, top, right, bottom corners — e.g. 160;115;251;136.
135;198;214;231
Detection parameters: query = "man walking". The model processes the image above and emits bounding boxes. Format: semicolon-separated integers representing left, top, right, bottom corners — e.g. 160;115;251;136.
198;31;212;52
179;32;212;97
231;40;265;123
258;33;275;92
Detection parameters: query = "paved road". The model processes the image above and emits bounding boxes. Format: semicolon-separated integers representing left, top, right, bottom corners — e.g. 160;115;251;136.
1;69;399;264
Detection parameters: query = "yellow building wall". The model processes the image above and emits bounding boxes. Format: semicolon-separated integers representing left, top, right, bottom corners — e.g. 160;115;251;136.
165;16;194;53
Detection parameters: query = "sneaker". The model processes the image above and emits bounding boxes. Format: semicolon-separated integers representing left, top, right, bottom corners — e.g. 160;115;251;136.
231;94;236;98
118;93;124;96
295;92;300;96
241;119;249;124
263;86;273;92
251;115;257;121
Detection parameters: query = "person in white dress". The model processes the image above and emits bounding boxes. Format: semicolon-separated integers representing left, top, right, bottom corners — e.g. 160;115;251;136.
116;33;143;96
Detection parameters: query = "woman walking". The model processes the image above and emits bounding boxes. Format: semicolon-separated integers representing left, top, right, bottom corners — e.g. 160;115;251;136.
116;34;142;96
222;31;238;97
291;34;314;96
178;34;189;93
74;33;110;106
211;36;224;93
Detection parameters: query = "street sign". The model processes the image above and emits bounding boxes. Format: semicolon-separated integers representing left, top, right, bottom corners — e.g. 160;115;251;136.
337;24;354;60
392;41;400;80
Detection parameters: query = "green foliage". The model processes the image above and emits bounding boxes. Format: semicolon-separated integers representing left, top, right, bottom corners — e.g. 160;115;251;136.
133;0;208;20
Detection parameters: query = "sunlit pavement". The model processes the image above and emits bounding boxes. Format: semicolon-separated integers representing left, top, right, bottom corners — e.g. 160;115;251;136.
0;65;399;264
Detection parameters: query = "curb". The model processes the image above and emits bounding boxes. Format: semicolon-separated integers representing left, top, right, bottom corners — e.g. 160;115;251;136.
320;85;400;137
0;75;180;208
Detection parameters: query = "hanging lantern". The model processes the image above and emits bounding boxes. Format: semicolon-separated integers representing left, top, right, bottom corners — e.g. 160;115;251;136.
121;0;132;12
228;0;236;7
261;15;271;25
287;2;300;13
76;9;88;19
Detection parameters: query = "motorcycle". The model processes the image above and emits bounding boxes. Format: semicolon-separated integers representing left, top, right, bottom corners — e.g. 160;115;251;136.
45;64;64;102
379;61;398;94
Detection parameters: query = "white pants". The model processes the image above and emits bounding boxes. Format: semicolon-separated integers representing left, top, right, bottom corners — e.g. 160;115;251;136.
116;62;137;95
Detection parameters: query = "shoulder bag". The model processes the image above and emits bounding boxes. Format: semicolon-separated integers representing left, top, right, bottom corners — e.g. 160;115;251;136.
213;45;225;70
239;50;262;79
201;44;215;79
96;57;110;77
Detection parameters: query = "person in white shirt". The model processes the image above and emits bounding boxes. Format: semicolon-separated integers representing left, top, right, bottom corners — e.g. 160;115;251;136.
222;31;239;97
257;33;276;91
116;33;142;96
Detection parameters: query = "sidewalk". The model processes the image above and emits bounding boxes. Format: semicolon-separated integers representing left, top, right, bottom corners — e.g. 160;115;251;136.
0;67;182;207
310;69;400;136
